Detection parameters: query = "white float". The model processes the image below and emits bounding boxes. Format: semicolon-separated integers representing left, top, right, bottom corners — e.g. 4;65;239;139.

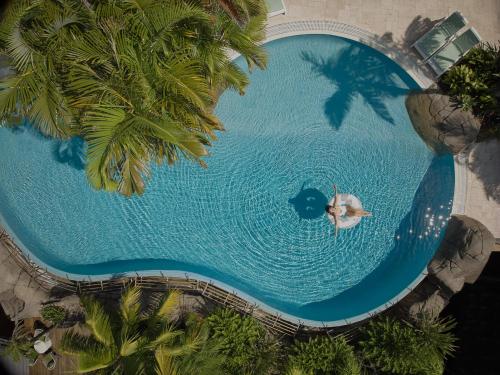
327;193;363;229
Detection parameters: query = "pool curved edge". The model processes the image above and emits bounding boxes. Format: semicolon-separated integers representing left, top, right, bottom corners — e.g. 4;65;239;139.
0;21;466;329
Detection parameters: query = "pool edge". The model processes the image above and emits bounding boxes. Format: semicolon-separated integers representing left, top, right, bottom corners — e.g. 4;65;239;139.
0;21;462;329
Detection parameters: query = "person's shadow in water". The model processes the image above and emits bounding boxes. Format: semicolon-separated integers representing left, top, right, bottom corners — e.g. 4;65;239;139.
289;182;329;220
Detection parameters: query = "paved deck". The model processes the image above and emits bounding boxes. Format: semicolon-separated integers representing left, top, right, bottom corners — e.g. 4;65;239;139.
270;0;500;44
0;242;48;320
464;140;500;238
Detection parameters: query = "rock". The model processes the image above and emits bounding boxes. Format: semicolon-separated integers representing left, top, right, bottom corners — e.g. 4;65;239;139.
399;215;494;319
405;91;481;154
408;289;449;319
0;290;25;320
428;215;494;292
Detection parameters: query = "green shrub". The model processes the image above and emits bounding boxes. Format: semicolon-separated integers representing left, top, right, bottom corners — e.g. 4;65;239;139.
40;305;66;325
441;42;500;139
359;316;457;375
207;308;278;374
288;335;360;375
0;322;37;363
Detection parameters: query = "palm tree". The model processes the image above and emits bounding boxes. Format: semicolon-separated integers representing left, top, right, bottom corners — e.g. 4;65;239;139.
60;287;223;374
0;0;267;196
203;0;267;26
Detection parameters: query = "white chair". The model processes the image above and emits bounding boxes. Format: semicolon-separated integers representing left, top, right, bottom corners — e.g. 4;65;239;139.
412;11;468;61
426;28;482;77
266;0;286;17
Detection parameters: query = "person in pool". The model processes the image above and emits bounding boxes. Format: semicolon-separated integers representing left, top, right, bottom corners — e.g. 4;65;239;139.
326;185;372;235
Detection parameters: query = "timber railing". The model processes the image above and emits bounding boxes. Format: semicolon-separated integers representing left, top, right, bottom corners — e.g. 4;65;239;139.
0;226;302;336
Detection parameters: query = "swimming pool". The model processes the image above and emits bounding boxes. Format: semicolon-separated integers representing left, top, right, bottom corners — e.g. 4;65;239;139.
0;34;454;325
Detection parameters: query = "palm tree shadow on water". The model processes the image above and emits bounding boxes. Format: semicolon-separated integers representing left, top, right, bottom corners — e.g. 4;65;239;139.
295;155;454;320
300;44;418;129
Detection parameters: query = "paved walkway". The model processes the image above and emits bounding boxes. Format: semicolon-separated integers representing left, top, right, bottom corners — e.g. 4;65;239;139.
464;140;500;238
270;0;500;44
0;242;48;320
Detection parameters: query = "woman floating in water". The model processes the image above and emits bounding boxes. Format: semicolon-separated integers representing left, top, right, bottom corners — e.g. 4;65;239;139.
326;185;372;236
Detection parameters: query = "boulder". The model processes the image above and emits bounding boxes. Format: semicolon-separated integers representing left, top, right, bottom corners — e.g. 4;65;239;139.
0;290;25;320
406;91;481;154
408;289;449;319
428;215;494;292
398;215;494;319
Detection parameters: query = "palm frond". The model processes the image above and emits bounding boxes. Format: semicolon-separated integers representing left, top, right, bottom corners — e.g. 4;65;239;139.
155;290;181;321
154;352;180;375
120;285;142;326
81;296;115;348
149;328;183;349
119;334;141;357
155;335;202;358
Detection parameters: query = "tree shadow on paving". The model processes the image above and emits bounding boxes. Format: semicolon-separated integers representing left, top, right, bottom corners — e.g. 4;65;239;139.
467;139;500;203
367;15;445;81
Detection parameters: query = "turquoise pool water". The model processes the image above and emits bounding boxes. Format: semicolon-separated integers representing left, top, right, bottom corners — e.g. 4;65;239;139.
0;35;454;324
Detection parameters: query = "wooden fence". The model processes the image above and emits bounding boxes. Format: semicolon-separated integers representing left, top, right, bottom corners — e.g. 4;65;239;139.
0;226;303;336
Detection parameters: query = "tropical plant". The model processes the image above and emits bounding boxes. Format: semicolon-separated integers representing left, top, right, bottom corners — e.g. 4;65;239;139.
441;41;500;138
288;335;360;375
0;321;38;363
286;366;311;375
60;286;223;374
207;308;278;374
359;315;457;375
205;0;268;26
40;304;67;326
0;0;267;196
413;313;457;363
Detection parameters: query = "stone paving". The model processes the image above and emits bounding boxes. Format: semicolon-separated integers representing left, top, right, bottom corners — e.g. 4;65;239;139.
269;0;500;44
0;242;48;320
465;140;500;238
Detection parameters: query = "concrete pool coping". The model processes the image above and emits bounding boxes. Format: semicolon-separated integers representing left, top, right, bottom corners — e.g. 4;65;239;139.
0;20;466;329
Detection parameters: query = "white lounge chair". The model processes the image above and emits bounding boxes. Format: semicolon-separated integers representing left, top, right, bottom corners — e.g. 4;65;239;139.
412;11;468;60
427;28;481;77
266;0;286;17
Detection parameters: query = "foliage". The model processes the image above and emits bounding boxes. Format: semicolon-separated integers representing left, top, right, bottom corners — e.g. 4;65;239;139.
40;304;67;325
207;308;278;374
0;321;37;363
207;0;268;26
60;286;224;374
359;315;457;375
414;313;457;360
288;335;360;375
0;0;267;196
441;42;500;138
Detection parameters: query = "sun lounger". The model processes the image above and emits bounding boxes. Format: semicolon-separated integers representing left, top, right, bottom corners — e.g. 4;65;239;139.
266;0;286;17
42;351;56;370
427;28;481;76
412;11;467;60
